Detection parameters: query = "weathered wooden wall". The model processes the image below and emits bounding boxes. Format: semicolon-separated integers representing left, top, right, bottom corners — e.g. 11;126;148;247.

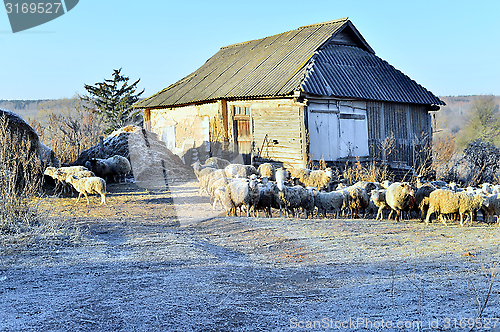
146;98;307;167
367;101;431;169
242;99;306;168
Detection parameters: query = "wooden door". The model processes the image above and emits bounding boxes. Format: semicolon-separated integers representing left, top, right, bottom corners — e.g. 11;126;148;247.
234;118;251;164
308;110;339;161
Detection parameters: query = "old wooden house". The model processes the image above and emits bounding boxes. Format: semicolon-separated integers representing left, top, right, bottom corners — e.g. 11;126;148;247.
134;17;445;169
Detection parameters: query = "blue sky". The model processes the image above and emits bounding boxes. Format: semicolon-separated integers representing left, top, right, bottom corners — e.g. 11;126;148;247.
0;0;499;100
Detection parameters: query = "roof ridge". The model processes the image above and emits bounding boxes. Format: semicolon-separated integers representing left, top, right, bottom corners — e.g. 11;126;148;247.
299;17;349;29
220;17;349;50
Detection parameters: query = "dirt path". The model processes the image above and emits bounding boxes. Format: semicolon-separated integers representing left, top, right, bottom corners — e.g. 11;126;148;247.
1;181;500;331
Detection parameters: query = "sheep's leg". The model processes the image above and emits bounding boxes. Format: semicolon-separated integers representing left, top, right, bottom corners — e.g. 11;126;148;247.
84;193;90;205
459;214;464;227
100;193;106;205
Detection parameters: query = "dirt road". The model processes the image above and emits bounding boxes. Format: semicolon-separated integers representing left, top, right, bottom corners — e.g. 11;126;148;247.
1;181;500;331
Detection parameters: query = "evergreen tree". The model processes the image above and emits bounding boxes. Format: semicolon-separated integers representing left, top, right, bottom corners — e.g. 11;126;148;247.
81;68;144;134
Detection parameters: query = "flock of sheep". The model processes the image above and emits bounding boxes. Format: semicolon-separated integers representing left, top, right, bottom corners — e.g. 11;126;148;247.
43;155;131;205
42;151;500;227
193;158;500;227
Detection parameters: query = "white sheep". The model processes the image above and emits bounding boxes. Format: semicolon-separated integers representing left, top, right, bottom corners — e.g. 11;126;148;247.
198;168;226;195
481;183;493;195
192;160;216;178
213;186;234;216
482;194;500;223
370;189;390;220
314;190;344;218
204;157;230;170
226;177;260;217
425;189;486;226
257;163;276;180
86;155;131;183
66;175;106;205
224;163;258;179
385;182;415;222
44;165;89;194
288;167;333;190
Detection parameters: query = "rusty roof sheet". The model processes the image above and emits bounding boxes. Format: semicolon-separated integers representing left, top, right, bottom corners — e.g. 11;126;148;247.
135;18;444;108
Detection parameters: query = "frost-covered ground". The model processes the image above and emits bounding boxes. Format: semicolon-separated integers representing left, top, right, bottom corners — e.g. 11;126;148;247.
1;182;500;331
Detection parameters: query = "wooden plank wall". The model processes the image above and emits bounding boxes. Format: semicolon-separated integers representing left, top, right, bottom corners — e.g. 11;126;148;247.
367;101;431;169
250;101;306;168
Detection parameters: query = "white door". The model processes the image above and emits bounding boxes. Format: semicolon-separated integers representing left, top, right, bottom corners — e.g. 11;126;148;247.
339;113;369;158
308;111;339;161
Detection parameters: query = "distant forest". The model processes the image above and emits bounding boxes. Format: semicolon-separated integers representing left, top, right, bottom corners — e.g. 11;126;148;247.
0;98;80;122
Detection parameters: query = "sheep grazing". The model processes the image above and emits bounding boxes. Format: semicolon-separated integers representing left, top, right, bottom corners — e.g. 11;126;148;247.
314;190;344;218
385;182;415;222
44;165;90;194
257;163;276;181
370;189;390;220
66;175;106;205
86;155;131;183
224;164;258;179
204;157;231;170
425;189;486;226
288;167;333;190
226;177;260;217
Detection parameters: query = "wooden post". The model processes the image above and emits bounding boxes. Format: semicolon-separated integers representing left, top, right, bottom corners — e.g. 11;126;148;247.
99;136;105;158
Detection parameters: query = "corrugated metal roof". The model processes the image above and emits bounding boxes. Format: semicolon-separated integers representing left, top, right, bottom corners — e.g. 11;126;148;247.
301;46;445;105
135;18;444;108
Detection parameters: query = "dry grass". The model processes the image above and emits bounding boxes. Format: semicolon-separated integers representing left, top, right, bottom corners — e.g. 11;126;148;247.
0;115;83;254
30;100;105;164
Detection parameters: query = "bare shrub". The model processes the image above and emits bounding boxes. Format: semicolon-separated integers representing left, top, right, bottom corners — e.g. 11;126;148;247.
31;100;105;164
0;115;82;253
343;159;393;185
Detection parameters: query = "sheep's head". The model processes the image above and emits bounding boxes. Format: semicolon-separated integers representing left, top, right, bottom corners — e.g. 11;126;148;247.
249;177;259;190
66;175;78;184
44;166;56;176
54;170;68;181
401;182;415;197
478;195;489;208
324;168;333;180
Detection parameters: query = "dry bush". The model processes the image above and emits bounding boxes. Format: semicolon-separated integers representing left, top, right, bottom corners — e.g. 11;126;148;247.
343;159;393;185
31;101;105;164
0;115;82;253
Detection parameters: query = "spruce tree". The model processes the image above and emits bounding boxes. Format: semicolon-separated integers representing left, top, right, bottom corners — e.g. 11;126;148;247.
81;68;144;134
